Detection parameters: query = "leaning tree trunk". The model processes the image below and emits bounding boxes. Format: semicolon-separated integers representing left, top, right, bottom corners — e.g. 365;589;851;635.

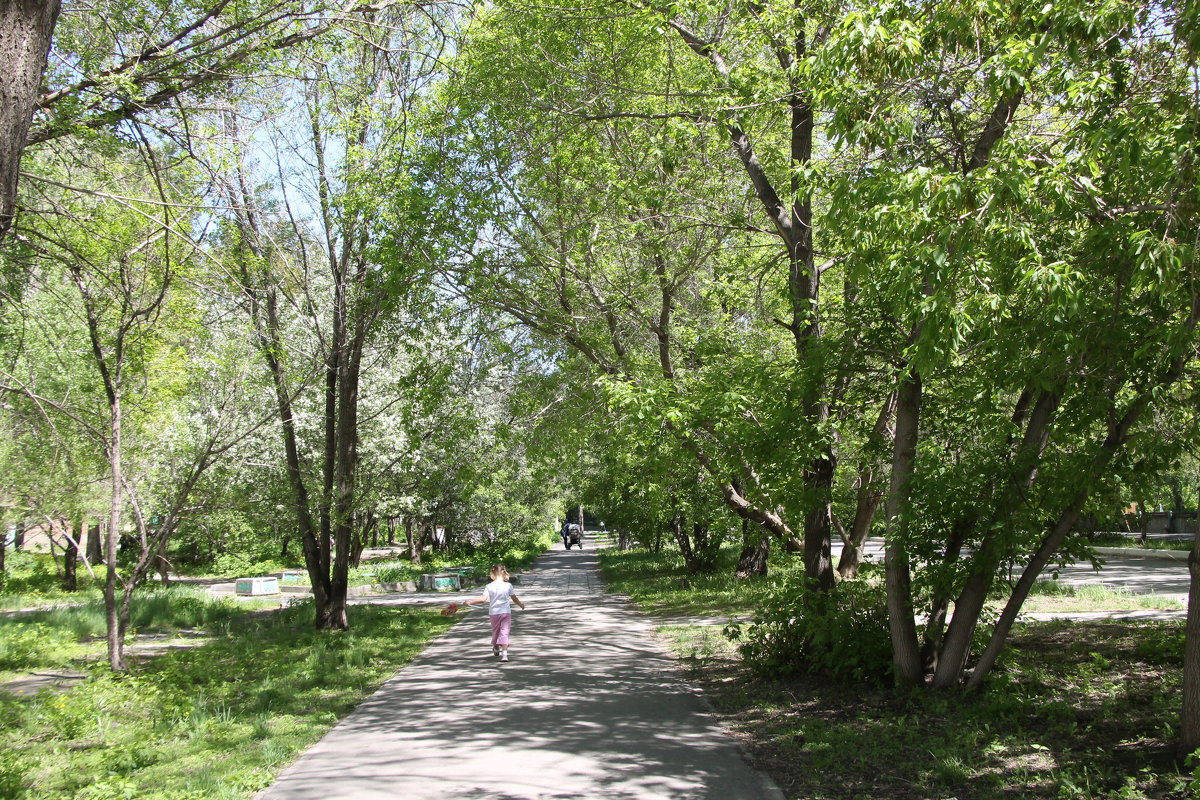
838;392;897;579
965;393;1158;691
0;0;60;239
933;386;1063;687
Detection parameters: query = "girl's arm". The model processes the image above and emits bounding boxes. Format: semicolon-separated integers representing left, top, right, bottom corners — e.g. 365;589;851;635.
462;591;488;606
511;593;526;610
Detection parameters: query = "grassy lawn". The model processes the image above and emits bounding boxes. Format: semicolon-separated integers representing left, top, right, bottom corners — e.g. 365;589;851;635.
1091;533;1194;552
0;593;455;799
598;546;1185;617
1021;580;1184;613
662;619;1190;799
602;547;1195;800
598;546;780;617
0;534;554;798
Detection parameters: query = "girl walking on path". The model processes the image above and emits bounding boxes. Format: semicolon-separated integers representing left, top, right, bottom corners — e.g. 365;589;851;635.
462;564;526;661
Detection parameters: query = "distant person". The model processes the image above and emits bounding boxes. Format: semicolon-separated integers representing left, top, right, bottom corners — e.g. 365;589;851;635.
561;520;572;549
462;564;526;662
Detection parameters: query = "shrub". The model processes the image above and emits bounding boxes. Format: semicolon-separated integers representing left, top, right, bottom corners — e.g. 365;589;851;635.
727;574;892;682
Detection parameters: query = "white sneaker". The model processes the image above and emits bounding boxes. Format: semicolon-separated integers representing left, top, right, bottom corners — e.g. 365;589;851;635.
500;651;509;662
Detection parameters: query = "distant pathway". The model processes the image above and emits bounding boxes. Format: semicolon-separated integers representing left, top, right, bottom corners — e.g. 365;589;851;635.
256;542;782;800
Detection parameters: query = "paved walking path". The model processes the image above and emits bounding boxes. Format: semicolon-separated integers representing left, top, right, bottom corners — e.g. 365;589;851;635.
256;544;782;800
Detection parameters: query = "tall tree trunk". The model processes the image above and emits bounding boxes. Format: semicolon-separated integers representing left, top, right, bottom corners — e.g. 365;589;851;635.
86;522;102;564
13;521;24;551
0;0;61;239
104;386;125;671
670;17;826;578
405;517;420;563
736;516;770;577
61;512;80;591
804;456;837;591
884;369;923;686
228;120;332;627
1181;525;1200;753
318;325;357;631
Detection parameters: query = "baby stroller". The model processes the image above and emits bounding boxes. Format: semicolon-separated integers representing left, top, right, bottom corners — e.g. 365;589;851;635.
565;523;584;550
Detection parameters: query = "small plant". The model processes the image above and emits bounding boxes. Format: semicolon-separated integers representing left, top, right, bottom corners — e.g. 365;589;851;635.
0;753;29;799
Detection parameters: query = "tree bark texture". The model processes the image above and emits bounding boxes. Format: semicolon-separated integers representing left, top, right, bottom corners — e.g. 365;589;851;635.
104;386;125;670
736;516;770;577
86;523;102;564
884;369;923;686
1183;522;1200;753
61;514;80;591
0;0;60;239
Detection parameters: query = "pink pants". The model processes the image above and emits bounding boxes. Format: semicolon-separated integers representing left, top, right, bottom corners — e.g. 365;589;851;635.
490;613;512;646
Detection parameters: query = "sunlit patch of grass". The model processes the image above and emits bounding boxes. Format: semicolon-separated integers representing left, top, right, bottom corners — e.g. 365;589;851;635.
3;601;455;799
598;546;800;617
1089;533;1193;552
1017;581;1183;613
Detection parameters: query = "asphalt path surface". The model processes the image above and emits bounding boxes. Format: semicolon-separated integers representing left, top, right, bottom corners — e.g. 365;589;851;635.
256;542;783;800
844;539;1190;598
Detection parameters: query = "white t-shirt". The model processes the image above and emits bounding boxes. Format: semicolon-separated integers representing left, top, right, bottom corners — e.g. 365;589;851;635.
484;579;515;615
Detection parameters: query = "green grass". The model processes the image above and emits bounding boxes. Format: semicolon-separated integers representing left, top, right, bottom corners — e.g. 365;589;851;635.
1090;533;1194;552
653;617;1192;798
598;546;788;617
1018;580;1184;613
602;547;1185;618
604;546;1194;798
0;551;108;610
0;601;455;799
0;586;278;677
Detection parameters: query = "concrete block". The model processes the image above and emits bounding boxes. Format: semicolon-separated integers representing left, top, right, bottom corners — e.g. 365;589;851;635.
235;576;279;596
